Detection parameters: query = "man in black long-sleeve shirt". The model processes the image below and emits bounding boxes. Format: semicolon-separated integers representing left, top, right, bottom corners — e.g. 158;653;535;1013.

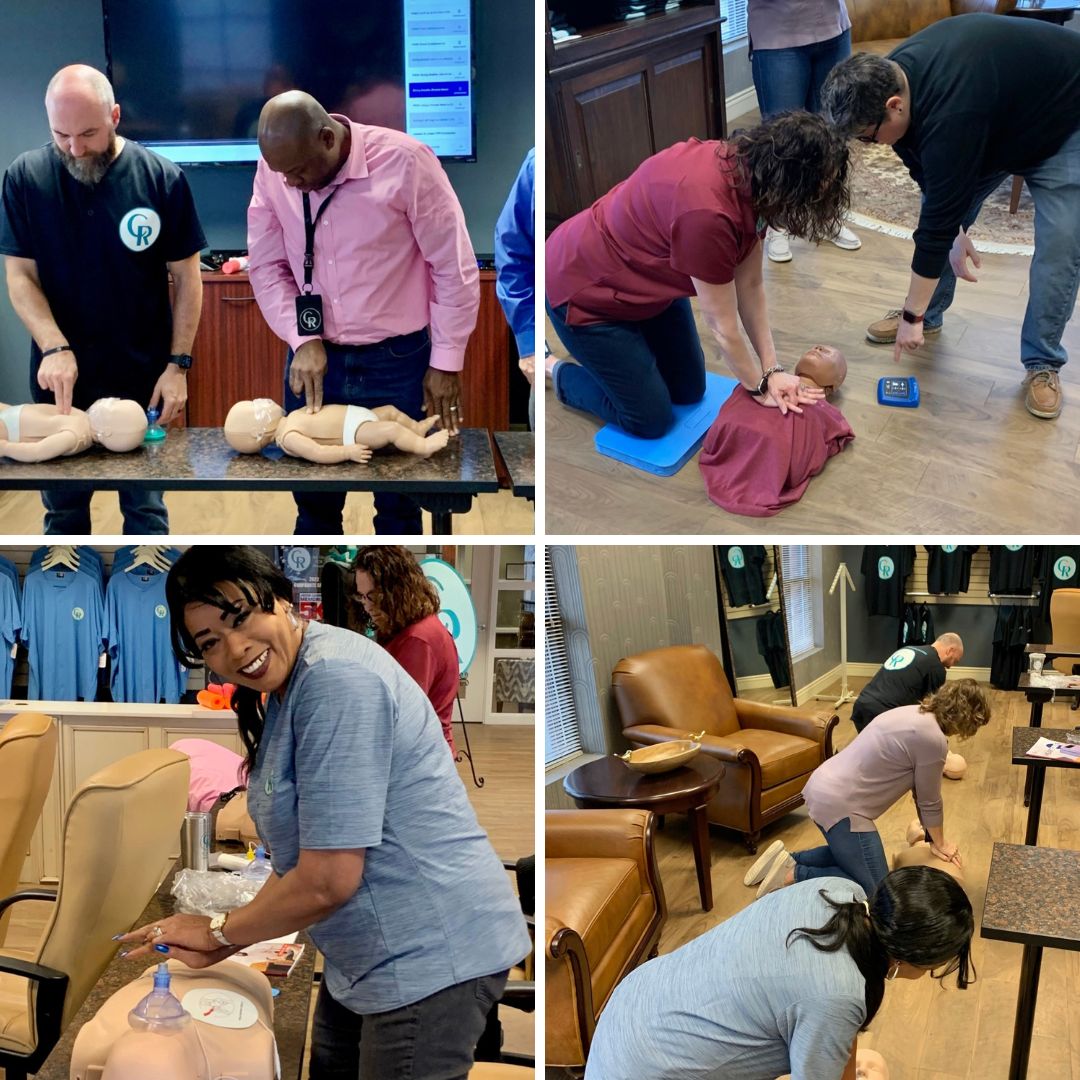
822;14;1080;420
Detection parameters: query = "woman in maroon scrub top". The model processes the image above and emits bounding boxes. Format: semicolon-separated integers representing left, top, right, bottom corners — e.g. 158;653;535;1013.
546;111;850;438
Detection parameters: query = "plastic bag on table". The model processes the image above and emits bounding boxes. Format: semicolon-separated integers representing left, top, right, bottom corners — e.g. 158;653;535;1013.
169;868;264;915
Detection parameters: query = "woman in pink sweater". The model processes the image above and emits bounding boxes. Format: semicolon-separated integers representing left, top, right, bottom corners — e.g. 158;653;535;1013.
746;679;990;899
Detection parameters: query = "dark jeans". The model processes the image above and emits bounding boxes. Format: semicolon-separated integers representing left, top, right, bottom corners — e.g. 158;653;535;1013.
792;816;889;897
41;488;169;535
546;297;706;437
284;329;431;535
308;972;507;1080
750;29;852;117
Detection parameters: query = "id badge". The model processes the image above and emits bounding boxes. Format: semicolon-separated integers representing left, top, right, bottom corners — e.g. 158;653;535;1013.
296;293;324;336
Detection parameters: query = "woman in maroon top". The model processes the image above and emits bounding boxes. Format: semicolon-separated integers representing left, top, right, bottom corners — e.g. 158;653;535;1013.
545;111;851;437
352;546;459;754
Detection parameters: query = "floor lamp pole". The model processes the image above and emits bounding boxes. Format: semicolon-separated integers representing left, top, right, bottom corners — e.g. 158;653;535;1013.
815;562;857;709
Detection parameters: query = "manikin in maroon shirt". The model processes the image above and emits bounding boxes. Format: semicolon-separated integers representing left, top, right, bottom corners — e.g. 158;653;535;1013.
700;345;854;517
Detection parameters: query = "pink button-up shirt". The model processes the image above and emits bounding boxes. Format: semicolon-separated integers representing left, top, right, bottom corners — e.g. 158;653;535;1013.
247;118;479;371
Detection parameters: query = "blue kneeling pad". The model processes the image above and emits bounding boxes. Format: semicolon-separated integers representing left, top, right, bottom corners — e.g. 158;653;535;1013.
594;372;739;476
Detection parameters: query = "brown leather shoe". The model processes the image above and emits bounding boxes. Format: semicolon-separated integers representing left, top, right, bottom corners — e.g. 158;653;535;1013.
865;310;944;344
1023;369;1063;419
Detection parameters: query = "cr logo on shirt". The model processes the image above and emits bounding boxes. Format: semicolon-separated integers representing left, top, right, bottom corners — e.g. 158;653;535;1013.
878;556;895;580
155;604;167;619
884;648;915;671
728;547;745;569
942;544;957;554
119;207;161;251
71;606;85;621
1054;556;1077;581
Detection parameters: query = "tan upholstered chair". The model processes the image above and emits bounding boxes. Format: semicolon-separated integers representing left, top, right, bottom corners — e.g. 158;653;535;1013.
0;749;190;1079
0;714;58;945
612;645;838;853
470;1066;533;1078
1049;589;1080;674
546;809;665;1070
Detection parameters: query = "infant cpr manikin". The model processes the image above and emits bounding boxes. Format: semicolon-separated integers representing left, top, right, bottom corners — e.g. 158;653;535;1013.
0;402;93;461
224;398;449;463
69;959;277;1080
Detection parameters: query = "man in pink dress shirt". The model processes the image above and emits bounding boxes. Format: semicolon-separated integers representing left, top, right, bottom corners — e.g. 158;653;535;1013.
247;91;479;534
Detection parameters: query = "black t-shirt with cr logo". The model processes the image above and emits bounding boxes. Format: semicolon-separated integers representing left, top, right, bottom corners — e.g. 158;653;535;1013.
720;545;767;607
853;645;946;725
0;140;206;408
861;545;916;617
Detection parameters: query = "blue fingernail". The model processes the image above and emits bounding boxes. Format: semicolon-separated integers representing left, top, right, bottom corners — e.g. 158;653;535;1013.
272;988;280;997
154;944;170;953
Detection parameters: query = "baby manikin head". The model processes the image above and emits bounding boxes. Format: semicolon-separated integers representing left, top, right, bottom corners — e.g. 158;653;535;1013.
943;751;967;780
795;345;847;397
224;399;285;453
85;398;148;452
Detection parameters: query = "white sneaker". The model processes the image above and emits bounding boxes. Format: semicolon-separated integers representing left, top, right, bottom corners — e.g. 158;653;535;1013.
765;228;792;263
830;224;862;251
743;839;786;886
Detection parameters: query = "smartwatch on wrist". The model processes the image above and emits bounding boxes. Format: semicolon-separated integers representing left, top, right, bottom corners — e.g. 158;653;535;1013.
209;912;233;946
170;353;194;370
901;308;924;325
749;364;785;396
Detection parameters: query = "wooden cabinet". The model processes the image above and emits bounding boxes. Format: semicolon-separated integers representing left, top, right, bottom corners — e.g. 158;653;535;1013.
546;2;726;228
187;271;512;431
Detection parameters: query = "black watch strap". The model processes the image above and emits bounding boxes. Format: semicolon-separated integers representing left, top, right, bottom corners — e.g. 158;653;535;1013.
749;364;784;396
170;353;194;370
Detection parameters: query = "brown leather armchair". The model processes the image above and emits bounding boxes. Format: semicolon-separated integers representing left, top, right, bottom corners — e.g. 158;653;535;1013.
545;809;665;1070
612;645;838;854
0;714;58;946
845;0;1016;53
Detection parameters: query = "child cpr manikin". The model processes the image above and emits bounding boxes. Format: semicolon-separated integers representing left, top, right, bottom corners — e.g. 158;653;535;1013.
223;398;449;463
69;959;276;1080
0;398;148;461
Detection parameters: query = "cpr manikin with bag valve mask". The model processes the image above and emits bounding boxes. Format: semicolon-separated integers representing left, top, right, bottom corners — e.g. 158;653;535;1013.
69;959;277;1080
699;345;854;516
224;398;450;463
0;397;147;461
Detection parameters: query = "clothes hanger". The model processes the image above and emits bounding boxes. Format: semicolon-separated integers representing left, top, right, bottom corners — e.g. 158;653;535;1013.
125;545;174;573
42;545;80;571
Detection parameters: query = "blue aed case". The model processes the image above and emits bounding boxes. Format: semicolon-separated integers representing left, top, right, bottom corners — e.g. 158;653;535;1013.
594;372;739;476
877;376;920;408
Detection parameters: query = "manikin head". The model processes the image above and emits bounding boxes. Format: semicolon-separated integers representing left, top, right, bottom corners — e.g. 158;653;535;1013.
933;632;964;668
224;399;285;453
257;91;349;193
85;398;147;452
795;344;848;397
943;751;968;780
45;64;120;185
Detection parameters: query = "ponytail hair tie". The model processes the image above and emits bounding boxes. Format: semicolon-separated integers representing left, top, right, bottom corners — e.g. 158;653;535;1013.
862;900;870;916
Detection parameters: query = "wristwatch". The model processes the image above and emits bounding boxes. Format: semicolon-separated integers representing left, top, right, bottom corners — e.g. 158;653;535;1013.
748;364;785;396
209;912;233;946
169;353;194;370
900;308;924;325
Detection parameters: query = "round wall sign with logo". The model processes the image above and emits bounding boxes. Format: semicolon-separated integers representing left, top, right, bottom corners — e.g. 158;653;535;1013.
1054;556;1077;581
878;556;895;580
883;648;916;671
420;557;478;675
727;547;745;569
119;207;161;251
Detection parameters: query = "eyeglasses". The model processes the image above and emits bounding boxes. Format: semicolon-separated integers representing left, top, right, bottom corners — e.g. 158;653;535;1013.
856;116;885;145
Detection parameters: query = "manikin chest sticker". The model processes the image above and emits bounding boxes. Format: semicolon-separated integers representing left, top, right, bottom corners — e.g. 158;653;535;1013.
883;648;916;671
119;207;161;251
878;556;895;580
728;547;745;568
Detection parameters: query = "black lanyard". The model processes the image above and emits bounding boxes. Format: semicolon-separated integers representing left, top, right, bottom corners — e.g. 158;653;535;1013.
302;189;338;294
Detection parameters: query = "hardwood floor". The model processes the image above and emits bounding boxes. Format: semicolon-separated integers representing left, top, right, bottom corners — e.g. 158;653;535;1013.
545;224;1080;534
611;680;1080;1080
0;723;535;1079
0;486;532;535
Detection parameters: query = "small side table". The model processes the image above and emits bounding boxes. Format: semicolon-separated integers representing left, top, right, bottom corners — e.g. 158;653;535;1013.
981;842;1080;1079
563;755;724;911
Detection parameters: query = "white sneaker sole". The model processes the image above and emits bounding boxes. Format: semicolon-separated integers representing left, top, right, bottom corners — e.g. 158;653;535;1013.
743;839;785;886
766;248;793;263
756;854;794;899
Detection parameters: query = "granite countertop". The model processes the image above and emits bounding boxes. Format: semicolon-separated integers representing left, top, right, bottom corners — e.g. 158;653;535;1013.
981;842;1080;950
1011;725;1080;765
0;427;499;493
35;860;316;1080
493;432;535;497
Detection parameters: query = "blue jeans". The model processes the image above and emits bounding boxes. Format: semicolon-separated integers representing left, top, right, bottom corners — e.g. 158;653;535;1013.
545;297;706;437
284;329;431;535
792;816;889;897
41;488;168;535
308;972;507;1080
750;29;852;117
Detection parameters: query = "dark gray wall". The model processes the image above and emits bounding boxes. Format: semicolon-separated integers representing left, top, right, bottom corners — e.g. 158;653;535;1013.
840;546;996;668
0;0;533;403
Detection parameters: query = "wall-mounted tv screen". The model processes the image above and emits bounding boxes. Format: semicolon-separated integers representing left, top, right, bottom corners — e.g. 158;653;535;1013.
102;0;476;165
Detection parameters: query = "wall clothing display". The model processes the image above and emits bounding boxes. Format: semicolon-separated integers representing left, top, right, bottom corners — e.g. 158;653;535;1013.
21;562;105;701
860;546;916;618
720;545;768;607
851;646;946;733
0;554;19;606
991;605;1035;690
755;610;790;689
988;545;1036;596
0;573;19;697
926;544;978;594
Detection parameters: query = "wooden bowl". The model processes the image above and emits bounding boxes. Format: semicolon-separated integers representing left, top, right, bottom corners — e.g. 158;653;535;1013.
619;739;701;774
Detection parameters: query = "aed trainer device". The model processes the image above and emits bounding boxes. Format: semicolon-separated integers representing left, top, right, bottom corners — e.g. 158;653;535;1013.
877;376;920;408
